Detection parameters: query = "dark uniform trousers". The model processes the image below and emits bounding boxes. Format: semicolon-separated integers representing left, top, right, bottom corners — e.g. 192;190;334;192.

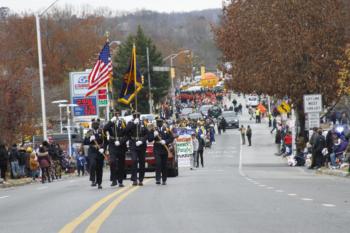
155;152;168;182
109;145;126;184
89;147;104;185
153;128;174;183
130;143;146;182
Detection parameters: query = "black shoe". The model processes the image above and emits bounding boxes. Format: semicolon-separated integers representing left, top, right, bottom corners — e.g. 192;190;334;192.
156;181;161;185
162;181;167;185
119;183;125;188
91;182;97;187
98;185;102;189
111;181;118;187
132;181;138;186
138;182;143;186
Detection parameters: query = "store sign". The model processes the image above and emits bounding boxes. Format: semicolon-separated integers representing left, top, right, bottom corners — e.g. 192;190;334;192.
304;94;322;113
70;72;92;96
73;97;97;116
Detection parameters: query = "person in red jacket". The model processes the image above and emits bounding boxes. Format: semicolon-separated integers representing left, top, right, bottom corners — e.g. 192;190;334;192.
284;131;293;155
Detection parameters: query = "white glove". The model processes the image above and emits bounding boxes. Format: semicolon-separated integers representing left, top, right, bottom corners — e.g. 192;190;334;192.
154;131;159;137
160;140;166;145
99;148;104;154
134;118;140;124
136;141;143;147
111;116;117;122
115;141;120;146
90;135;96;142
126;140;130;148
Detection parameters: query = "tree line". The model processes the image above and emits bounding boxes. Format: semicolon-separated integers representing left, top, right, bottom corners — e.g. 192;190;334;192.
215;0;350;132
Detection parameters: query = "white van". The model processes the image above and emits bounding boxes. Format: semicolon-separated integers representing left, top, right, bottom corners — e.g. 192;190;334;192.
246;95;259;107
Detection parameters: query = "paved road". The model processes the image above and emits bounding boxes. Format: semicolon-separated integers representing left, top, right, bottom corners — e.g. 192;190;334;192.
1;100;350;233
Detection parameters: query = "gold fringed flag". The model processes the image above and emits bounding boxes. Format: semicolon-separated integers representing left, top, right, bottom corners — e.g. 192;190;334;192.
118;45;143;105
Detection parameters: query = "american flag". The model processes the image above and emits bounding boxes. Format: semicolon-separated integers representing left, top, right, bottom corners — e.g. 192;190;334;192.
85;42;112;97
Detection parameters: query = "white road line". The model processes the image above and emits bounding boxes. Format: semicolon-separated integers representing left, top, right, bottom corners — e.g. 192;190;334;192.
301;198;313;201
259;185;266;187
267;187;274;190
37;186;48;190
0;196;9;199
69;180;77;183
288;193;297;196
322;203;336;207
275;190;284;193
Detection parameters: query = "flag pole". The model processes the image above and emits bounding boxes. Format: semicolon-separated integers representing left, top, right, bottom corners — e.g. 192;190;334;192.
133;43;139;138
106;31;111;121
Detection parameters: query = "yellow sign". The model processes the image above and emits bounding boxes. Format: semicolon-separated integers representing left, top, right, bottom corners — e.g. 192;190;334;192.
170;68;175;79
201;66;206;78
278;101;291;114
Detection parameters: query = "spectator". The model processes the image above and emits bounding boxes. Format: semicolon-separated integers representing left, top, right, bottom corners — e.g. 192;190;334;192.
76;151;87;176
0;143;8;181
18;146;27;178
191;133;199;169
9;144;20;179
29;152;40;181
197;134;206;168
37;145;51;183
246;125;252;146
271;118;277;134
312;129;326;169
284;131;292;156
275;129;282;155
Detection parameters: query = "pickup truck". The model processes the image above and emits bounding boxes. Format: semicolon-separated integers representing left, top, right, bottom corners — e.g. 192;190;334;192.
124;142;179;177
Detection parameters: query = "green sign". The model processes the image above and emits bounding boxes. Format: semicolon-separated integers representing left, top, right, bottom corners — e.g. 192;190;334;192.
98;100;108;106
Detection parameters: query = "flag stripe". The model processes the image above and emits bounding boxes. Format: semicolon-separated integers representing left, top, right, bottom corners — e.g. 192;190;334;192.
85;43;112;97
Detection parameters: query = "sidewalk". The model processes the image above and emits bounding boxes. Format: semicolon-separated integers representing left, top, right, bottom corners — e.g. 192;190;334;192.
0;172;80;188
235;93;350;178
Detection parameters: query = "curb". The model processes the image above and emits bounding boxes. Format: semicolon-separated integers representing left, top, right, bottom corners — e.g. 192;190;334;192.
0;178;34;188
0;173;80;189
315;168;350;178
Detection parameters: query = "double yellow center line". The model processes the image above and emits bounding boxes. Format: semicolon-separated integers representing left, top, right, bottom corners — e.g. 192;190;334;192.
59;180;149;233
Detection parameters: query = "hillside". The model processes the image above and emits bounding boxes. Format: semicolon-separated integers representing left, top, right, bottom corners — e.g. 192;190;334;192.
104;9;222;70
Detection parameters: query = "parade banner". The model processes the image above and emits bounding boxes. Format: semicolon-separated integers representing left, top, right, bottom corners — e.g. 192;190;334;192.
176;136;193;167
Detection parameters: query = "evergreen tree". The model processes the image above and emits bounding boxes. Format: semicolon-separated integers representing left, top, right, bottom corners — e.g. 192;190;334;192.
113;26;170;113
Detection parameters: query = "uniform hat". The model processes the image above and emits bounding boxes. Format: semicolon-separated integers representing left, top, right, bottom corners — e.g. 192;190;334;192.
132;111;140;117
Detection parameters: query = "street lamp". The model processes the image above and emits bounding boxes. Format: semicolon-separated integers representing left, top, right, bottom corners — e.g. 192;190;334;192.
59;103;78;158
35;0;60;141
52;100;67;133
163;50;191;119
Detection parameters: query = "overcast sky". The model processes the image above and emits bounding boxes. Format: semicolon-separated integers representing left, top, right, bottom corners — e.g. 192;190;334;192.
1;0;223;13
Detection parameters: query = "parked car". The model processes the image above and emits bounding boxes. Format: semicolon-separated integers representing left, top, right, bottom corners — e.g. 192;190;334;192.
180;107;193;118
199;105;213;117
221;111;239;129
188;112;203;120
208;105;222;118
246;95;259;108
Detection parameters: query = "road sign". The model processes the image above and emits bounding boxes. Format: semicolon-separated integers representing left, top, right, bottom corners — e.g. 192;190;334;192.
306;112;320;129
277;101;291;114
304;94;322;113
153;66;170;72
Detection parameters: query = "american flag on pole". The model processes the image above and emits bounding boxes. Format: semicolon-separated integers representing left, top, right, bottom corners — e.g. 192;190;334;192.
85;42;112;97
